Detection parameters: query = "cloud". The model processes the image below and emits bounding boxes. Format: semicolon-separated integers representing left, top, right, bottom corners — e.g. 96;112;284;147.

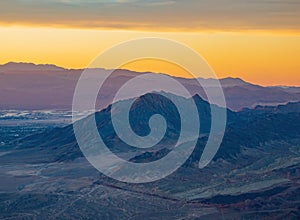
0;0;300;31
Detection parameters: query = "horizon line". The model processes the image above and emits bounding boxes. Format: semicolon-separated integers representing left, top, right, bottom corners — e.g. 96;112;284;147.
1;61;299;88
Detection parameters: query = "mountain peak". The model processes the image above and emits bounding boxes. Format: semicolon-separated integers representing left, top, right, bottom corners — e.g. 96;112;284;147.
220;77;247;85
0;62;65;72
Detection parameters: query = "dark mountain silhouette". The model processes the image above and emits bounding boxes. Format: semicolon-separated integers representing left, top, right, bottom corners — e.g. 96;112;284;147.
4;92;299;167
5;93;232;163
0;92;300;219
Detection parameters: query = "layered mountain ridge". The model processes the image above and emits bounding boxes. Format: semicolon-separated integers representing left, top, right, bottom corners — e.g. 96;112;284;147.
0;63;300;219
1;62;299;111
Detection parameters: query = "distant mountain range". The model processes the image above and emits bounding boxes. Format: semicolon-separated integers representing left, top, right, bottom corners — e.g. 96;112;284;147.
0;91;300;219
1;62;299;111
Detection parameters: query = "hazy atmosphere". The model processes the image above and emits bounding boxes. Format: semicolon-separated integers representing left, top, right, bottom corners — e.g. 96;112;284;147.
1;1;300;219
0;0;300;85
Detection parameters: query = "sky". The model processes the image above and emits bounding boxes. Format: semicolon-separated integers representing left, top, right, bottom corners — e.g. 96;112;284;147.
0;0;299;86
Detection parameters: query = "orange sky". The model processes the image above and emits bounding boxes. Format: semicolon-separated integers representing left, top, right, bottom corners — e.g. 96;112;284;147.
0;0;300;86
1;26;299;86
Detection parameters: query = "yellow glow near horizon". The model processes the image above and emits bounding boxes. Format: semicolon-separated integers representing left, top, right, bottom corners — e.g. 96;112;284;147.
0;26;299;86
120;59;192;78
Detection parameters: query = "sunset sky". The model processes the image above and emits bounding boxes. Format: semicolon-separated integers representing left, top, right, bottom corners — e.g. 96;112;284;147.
0;0;299;86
